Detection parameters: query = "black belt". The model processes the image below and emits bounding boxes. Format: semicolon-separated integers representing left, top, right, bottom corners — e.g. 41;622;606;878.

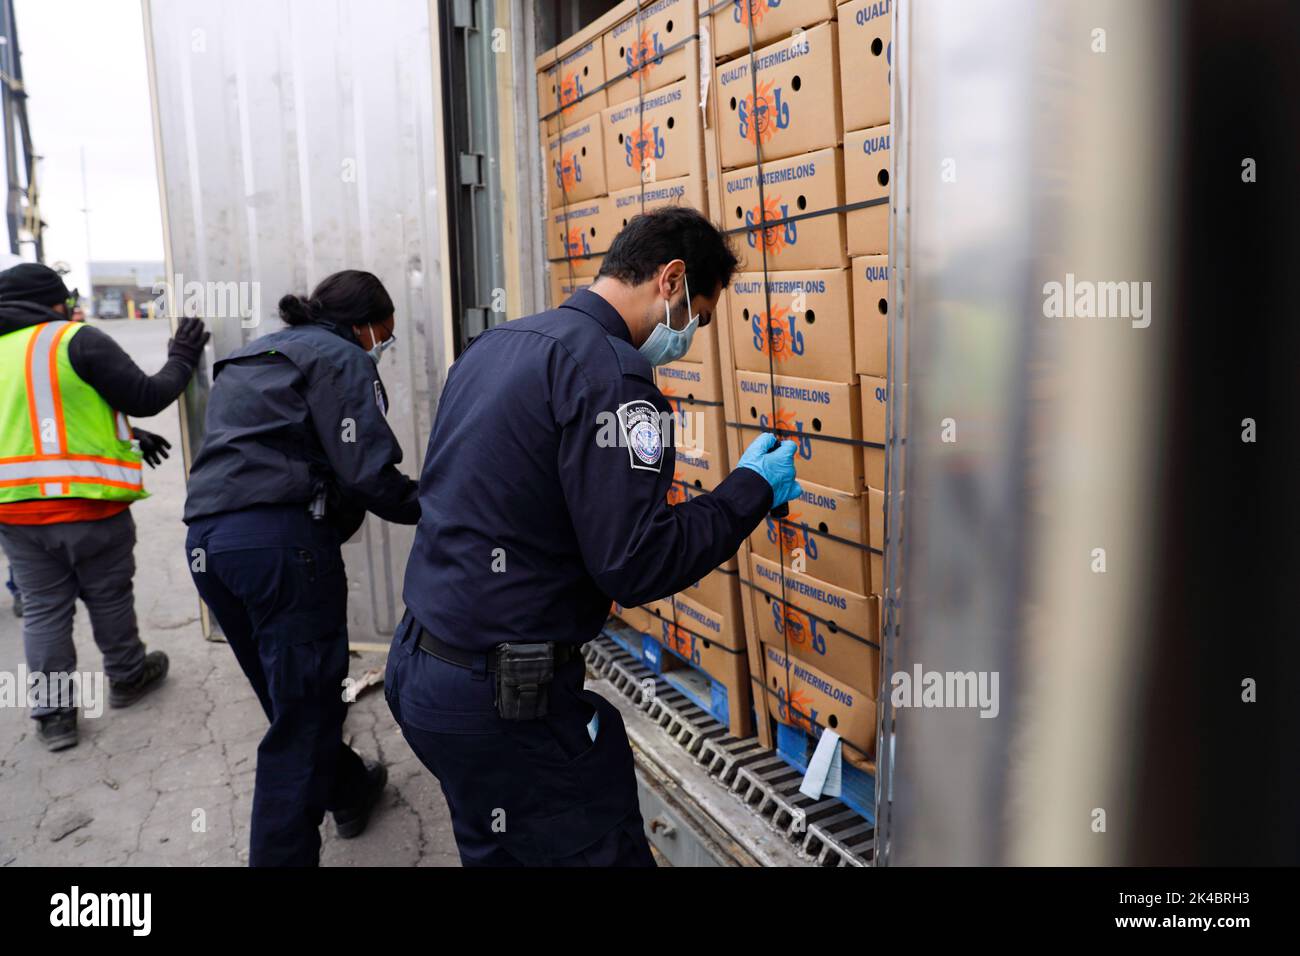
416;625;580;671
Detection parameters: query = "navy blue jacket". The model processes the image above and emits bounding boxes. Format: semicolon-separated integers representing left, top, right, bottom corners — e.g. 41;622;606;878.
402;289;772;650
183;322;419;530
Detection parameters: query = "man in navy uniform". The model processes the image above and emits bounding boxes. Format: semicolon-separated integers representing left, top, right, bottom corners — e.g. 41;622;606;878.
387;207;802;866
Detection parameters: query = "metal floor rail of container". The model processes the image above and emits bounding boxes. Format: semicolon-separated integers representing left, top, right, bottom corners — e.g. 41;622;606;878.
584;622;874;867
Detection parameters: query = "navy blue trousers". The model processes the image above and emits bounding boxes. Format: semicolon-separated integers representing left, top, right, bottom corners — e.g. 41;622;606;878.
186;505;368;867
386;612;654;867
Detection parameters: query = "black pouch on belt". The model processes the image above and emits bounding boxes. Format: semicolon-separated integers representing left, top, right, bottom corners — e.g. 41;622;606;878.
495;642;555;720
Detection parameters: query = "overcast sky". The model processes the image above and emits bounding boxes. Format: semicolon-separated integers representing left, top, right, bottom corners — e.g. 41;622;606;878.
15;0;162;295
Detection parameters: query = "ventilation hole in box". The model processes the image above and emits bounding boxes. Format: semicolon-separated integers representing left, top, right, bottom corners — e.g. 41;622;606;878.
618;133;625;144
619;45;626;57
828;620;839;634
828;714;839;729
795;195;807;212
871;38;883;56
581;146;587;156
812;417;823;431
730;96;738;111
878;298;888;315
772;676;778;689
878;169;890;187
818;521;829;534
666;19;674;32
623;218;629;227
693;480;703;489
806;309;816;324
667;116;675;129
583;65;589;76
792;75;801;92
736;205;743;219
589;227;596;236
742;308;750;320
750;406;758;419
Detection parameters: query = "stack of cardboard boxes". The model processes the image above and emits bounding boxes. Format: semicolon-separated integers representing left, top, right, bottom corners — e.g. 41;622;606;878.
539;1;757;738
696;0;890;768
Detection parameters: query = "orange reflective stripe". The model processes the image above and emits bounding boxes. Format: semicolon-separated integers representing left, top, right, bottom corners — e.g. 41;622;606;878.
0;453;143;469
23;326;41;455
48;322;73;454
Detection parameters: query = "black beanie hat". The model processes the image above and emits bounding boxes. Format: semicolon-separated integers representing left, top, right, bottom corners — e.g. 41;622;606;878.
0;263;71;307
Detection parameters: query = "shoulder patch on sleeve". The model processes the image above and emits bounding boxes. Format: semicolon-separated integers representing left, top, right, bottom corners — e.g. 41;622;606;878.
617;400;664;472
373;379;388;415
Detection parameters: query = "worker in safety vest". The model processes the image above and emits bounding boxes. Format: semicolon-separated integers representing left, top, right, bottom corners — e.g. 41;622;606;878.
0;263;208;751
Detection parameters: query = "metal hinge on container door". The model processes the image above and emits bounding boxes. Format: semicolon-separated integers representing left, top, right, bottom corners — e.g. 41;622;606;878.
452;0;476;31
459;152;485;187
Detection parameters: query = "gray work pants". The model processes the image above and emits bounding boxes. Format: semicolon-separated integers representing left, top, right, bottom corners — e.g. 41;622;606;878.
0;508;144;718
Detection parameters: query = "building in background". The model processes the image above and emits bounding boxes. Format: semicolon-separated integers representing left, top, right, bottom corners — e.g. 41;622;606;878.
87;258;163;318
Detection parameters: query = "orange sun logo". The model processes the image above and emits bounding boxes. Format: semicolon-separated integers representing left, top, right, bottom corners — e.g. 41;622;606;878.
777;516;803;550
628;30;655;79
742;80;780;146
781;606;812;646
666;479;686;506
559;74;580;112
736;0;771;28
756;306;794;361
750;195;787;256
783;686;815;731
772;408;798;437
629;122;656;169
667;623;691;658
558;152;579;192
564;226;588;258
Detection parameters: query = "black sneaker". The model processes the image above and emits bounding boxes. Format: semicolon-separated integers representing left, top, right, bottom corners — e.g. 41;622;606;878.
108;650;170;708
334;760;388;839
36;712;78;751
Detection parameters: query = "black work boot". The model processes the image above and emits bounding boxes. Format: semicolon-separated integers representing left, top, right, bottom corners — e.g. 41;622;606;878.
108;650;170;708
36;711;78;752
334;760;388;839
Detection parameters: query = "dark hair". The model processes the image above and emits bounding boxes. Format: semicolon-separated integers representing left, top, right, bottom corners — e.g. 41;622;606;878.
277;269;394;329
597;207;739;297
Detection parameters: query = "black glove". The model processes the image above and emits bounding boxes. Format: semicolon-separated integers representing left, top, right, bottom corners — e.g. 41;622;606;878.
167;317;210;366
132;428;171;468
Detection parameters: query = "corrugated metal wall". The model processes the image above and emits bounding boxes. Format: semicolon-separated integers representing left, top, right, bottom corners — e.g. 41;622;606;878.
143;0;452;644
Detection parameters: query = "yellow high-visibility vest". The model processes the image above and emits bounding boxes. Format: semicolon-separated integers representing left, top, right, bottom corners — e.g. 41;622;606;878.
0;321;146;503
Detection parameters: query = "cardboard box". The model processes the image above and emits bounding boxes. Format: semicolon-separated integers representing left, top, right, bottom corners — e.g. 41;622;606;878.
612;602;657;635
537;36;608;137
545;197;614;274
641;611;750;730
837;0;892;134
643;590;744;652
546;116;607;207
548;267;597;308
859;374;887;489
672;445;722;492
602;80;702;192
666;397;725;459
682;309;720;367
656;358;722;404
604;0;697;103
682;567;744;620
844;125;891;256
751;477;870;594
749;552;877;687
868;485;884;552
727;268;854;382
711;0;839;60
722;147;847;272
870;551;883;599
762;641;875;758
608;175;706;231
735;370;862;492
714;21;842;171
851;255;889;377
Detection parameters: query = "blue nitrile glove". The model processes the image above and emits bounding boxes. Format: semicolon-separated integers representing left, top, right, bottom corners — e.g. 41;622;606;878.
736;432;803;508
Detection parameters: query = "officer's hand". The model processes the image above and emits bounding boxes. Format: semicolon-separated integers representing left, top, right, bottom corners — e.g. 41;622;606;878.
168;317;210;366
132;428;171;468
736;432;802;508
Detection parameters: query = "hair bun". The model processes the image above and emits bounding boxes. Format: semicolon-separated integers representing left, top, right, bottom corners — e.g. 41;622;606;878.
277;294;313;325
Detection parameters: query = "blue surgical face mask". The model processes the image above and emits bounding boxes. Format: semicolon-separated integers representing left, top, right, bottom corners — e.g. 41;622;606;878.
638;275;698;367
362;324;397;364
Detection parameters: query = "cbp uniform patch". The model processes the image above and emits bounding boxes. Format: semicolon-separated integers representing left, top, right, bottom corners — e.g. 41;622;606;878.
617;400;663;472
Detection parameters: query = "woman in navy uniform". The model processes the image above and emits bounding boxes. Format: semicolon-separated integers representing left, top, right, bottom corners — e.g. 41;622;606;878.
388;209;803;866
184;270;420;867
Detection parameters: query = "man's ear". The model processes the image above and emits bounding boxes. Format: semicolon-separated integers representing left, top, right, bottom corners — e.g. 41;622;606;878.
659;259;686;298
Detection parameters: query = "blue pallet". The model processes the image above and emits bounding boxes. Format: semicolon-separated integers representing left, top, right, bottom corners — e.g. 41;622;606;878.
601;622;734;728
774;722;876;825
